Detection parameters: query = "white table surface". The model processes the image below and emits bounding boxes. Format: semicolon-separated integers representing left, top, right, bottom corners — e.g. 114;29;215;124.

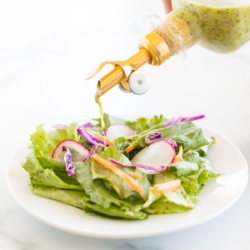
1;1;250;249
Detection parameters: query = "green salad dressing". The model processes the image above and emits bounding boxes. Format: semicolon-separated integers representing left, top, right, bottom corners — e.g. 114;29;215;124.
95;88;105;129
157;0;250;53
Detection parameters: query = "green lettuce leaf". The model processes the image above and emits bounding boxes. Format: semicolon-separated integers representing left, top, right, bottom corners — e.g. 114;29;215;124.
76;159;143;211
183;150;220;180
143;172;192;214
75;160;122;208
77;200;147;220
32;185;88;208
23;144;80;185
168;160;199;177
32;185;147;220
30;123;80;155
125;115;166;133
177;150;220;200
75;160;147;219
134;122;212;152
91;146;150;200
30;168;83;190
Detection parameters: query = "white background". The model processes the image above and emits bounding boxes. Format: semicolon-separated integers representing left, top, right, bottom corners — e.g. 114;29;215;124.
1;1;250;249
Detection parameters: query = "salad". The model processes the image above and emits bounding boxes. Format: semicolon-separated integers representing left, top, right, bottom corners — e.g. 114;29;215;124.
22;113;220;220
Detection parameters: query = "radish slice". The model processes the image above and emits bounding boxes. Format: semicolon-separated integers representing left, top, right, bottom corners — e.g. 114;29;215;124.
52;139;89;164
131;141;176;174
105;124;137;141
144;131;178;149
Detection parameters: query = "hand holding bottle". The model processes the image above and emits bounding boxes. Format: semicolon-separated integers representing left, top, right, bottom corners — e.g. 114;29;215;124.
162;0;172;13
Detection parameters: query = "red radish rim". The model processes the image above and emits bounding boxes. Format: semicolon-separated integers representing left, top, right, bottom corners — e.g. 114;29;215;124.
52;139;89;158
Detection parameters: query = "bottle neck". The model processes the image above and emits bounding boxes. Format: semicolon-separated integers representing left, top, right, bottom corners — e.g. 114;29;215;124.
154;9;201;57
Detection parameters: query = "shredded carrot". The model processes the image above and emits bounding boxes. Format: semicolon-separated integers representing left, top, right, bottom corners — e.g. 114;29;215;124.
92;154;143;194
186;198;193;208
152;180;181;195
124;144;135;154
128;172;142;181
93;133;113;146
173;145;183;163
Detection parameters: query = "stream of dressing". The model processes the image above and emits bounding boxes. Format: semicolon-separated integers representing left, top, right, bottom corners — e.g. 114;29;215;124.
95;87;105;129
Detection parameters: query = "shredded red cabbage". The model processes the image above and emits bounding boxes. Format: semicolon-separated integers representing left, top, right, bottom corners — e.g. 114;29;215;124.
145;131;162;144
163;114;205;128
78;122;93;129
82;144;100;162
77;127;97;144
62;146;75;176
145;132;177;149
109;158;168;174
77;127;111;146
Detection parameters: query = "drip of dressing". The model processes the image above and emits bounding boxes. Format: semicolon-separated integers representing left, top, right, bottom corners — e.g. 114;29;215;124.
95;87;105;129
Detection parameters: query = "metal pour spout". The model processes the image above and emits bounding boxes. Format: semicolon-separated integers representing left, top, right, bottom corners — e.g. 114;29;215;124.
86;31;171;96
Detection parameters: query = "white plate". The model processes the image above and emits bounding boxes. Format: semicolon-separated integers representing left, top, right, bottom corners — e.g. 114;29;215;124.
6;126;248;239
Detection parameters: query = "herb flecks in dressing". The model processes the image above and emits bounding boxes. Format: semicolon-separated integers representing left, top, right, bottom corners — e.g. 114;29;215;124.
158;0;250;54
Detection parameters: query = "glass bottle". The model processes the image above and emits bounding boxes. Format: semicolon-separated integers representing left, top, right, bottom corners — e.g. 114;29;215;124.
144;0;250;66
87;0;250;95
